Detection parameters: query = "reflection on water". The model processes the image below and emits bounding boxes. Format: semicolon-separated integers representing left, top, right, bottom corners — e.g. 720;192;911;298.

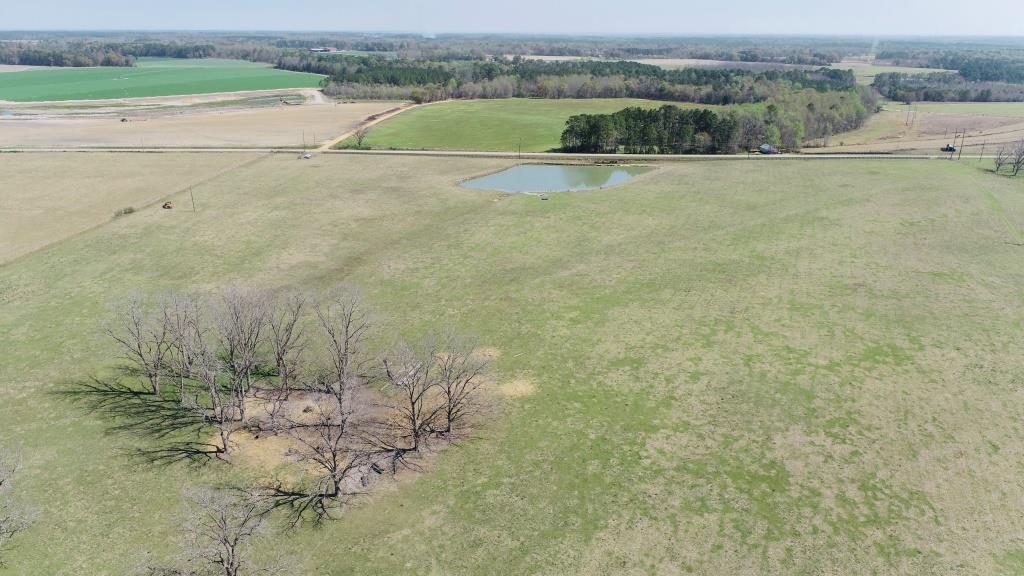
461;164;651;193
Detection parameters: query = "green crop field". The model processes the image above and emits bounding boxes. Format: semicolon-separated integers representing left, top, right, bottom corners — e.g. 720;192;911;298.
343;98;724;151
3;153;1024;574
0;58;324;102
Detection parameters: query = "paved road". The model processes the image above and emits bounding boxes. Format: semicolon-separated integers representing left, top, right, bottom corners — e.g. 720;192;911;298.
0;146;987;162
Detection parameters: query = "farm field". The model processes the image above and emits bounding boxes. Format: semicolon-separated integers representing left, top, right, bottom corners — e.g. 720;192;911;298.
0;58;323;102
3;153;1024;574
344;98;723;151
0;152;260;263
0;100;402;148
829;61;953;85
910;101;1024;118
807;103;1024;154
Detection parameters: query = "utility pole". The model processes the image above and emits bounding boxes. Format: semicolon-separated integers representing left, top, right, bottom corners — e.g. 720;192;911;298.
979;141;986;161
190;187;196;213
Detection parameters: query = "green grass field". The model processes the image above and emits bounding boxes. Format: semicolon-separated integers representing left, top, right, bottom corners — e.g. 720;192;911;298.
3;153;1024;574
345;98;723;151
910;101;1024;117
829;63;954;85
0;58;323;102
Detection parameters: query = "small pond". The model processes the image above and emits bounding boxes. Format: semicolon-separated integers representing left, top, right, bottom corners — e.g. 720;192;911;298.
461;164;651;193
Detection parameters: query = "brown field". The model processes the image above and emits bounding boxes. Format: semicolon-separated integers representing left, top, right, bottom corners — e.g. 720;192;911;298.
806;104;1024;154
631;58;815;71
511;54;815;71
0;97;402;148
0;152;262;263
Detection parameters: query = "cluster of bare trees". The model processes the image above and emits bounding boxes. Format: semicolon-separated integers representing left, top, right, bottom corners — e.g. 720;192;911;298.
104;286;490;575
993;139;1024;176
0;449;34;567
103;286;488;516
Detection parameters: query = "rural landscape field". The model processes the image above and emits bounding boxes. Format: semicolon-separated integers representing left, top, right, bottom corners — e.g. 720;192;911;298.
2;6;1024;576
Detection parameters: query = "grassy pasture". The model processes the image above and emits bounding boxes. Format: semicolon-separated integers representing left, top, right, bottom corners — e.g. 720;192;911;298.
343;98;722;151
3;154;1024;574
829;62;953;85
0;152;261;263
0;58;323;102
909;101;1024;118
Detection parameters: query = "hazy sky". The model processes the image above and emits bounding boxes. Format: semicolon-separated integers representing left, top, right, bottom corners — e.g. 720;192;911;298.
3;0;1023;36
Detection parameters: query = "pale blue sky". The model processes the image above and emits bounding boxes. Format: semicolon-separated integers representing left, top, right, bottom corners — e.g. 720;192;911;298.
2;0;1022;36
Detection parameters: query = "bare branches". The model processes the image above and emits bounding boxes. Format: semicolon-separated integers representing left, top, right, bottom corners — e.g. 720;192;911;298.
214;288;270;423
1013;139;1024;177
380;339;443;453
433;333;488;440
314;286;370;412
91;286;492;533
994;145;1011;173
354;127;370;148
106;294;173;396
265;393;370;526
0;448;34;565
267;292;307;393
181;487;269;576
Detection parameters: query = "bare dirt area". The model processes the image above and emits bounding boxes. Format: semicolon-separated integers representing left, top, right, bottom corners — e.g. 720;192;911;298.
0;92;403;148
0;152;263;264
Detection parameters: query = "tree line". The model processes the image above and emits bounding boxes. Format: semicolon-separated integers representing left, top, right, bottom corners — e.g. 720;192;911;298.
561;90;873;155
873;72;1024;103
561;106;738;153
0;44;133;67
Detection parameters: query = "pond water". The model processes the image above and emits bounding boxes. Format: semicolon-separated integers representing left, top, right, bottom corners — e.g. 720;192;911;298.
461;164;651;193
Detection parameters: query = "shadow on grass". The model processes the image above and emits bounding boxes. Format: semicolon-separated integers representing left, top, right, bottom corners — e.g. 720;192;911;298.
56;377;221;466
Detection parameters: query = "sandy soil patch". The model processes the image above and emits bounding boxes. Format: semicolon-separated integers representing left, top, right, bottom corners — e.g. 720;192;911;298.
498;379;536;397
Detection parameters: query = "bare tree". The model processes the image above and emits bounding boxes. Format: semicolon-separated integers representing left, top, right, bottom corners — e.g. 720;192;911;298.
187;347;241;456
379;339;443;455
166;294;207;403
432;335;488;440
267;292;307;393
994;145;1011;173
1013;139;1024;177
313;287;370;412
181;487;268;576
0;449;34;565
107;295;173;395
354;128;369;148
215;288;269;422
269;395;368;524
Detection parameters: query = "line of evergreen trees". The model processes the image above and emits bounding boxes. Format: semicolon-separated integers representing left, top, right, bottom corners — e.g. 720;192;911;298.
561;106;738;153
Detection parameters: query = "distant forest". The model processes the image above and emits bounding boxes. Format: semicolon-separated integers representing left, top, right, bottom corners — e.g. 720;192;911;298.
4;32;1024;108
873;72;1024;103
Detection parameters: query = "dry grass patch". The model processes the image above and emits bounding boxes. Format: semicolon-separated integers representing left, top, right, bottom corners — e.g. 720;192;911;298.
0;100;402;148
0;152;262;264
